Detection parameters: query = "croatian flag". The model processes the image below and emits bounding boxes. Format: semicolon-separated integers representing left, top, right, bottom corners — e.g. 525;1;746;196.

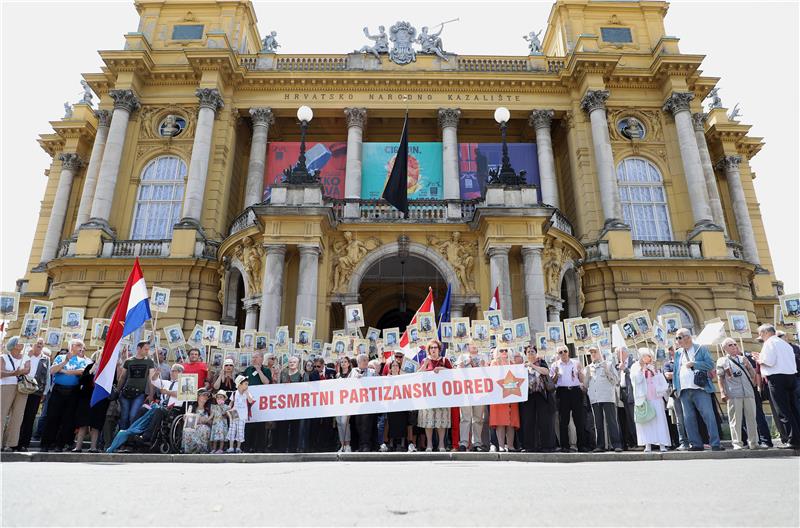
489;285;501;311
399;287;435;359
91;259;152;407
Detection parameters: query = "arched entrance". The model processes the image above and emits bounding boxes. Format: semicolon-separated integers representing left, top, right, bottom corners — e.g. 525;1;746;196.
222;266;247;328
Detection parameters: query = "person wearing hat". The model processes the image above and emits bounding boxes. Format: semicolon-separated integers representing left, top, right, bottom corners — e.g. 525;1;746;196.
1;336;31;451
213;357;237;394
227;375;254;453
630;348;671;452
210;390;230;454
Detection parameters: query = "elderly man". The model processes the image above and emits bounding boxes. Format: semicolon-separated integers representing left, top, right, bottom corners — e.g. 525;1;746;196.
551;345;588;452
457;344;488;452
716;338;760;450
17;338;51;451
585;346;623;452
41;339;90;452
616;347;638;449
241;352;272;452
350;354;377;452
753;324;800;448
673;328;723;451
150;363;183;407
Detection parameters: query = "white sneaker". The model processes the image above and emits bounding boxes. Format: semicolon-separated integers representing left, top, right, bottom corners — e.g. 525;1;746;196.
438;446;446;452
489;445;497;452
659;445;668;453
644;445;652;453
343;445;352;453
407;443;417;452
379;443;389;452
425;447;433;452
733;445;744;450
500;446;508;452
676;445;688;451
226;447;235;453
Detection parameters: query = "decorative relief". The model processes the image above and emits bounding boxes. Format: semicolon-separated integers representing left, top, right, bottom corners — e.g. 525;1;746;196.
234;236;264;295
331;231;381;293
137;105;196;140
427;232;477;292
542;238;570;297
607;109;663;142
662;92;694;116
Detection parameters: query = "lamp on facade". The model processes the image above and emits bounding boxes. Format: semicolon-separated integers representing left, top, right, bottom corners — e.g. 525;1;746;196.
487;106;526;186
282;105;320;184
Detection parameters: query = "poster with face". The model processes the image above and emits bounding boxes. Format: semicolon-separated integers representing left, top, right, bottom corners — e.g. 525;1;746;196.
452;317;471;343
500;323;515;346
29;300;53;328
165;324;186;348
572;319;590;346
562;317;582;344
331;336;348;359
294;324;313;346
0;291;20;322
512;318;530;342
45;328;63;348
345;304;364;328
202;320;221;347
274;326;290;352
219;325;238;348
630;311;653;341
587;317;604;340
150;287;171;313
91;318;112;347
617;317;640;347
544;322;564;346
176;374;198;402
207;350;224;370
255;332;269;351
472;320;490;345
238;351;252;369
353;339;370;357
780;293;800;323
660;312;682;336
383;328;400;350
725;310;751;338
407;322;421;346
239;330;256;351
20;314;43;343
484;310;503;335
61;307;85;329
439;322;453;343
187;324;204;348
417;312;436;339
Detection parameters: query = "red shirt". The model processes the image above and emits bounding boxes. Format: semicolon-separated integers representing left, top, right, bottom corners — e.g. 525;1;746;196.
182;361;208;388
422;357;452;371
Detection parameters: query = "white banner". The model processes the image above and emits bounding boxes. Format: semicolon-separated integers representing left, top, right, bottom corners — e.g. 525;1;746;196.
248;365;529;422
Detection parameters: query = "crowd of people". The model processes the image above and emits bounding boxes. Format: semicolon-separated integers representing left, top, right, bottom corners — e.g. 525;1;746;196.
1;324;799;455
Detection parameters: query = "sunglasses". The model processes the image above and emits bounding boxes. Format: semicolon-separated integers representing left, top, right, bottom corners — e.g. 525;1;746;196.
676;336;688;340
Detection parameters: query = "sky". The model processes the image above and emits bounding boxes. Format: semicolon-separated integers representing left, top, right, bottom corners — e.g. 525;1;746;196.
1;0;798;294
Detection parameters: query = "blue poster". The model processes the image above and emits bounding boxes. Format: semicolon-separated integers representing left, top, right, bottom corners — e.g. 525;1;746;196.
361;142;443;200
458;143;540;200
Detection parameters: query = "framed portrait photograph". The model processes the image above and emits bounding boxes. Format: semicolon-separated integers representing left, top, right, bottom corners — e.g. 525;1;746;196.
630;311;654;341
239;330;255;351
332;329;346;337
452;317;471;343
0;291;20;322
29;300;53;328
20;314;44;344
322;342;333;360
659;312;682;336
64;322;88;343
61;307;85;330
779;293;800;323
618;317;640;346
300;317;316;330
274;326;290;350
90;318;111;346
571;319;591;346
512;318;530;343
172;346;188;363
417;312;436;339
725;310;751;338
472;320;490;345
382;328;400;350
401;357;420;374
187;324;204;347
653;323;666;346
238;351;252;369
254;332;269;351
439;322;453;343
406;322;421;347
345;303;364;328
183;413;199;431
161;324;183;348
331;335;348;359
499;323;515;346
773;304;794;330
177;373;198;402
484;310;503;335
562;317;582;344
587;317;604;341
150;286;171;313
219;325;237;348
365;327;381;343
294;324;313;347
544;322;564;346
207;349;224;370
201;320;221;347
353;338;370;357
44;328;63;348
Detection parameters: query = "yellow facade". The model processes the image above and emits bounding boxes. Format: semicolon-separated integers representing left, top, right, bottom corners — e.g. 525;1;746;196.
12;0;788;350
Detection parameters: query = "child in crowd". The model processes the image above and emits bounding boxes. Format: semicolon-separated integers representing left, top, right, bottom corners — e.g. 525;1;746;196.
210;390;229;454
227;375;254;453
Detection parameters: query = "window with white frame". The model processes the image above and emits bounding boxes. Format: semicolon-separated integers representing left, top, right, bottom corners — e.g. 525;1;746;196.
130;156;187;240
617;157;672;241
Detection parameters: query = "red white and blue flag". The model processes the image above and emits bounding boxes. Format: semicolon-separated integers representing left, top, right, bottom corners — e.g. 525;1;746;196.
91;259;152;407
399;288;435;359
489;285;501;311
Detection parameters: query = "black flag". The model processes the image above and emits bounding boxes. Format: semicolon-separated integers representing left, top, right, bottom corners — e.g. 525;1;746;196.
382;112;409;218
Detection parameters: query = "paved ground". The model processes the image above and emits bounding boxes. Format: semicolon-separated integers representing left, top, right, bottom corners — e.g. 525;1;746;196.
2;457;798;526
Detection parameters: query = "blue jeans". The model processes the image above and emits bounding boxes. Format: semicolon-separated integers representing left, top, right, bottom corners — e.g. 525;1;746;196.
679;389;720;448
119;394;145;431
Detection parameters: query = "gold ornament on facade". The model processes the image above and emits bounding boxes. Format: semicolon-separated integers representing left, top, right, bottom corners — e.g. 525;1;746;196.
543;238;571;297
234;236;265;295
217;263;226;305
137;106;196;141
426;232;477;292
331;231;381;293
607;109;663;143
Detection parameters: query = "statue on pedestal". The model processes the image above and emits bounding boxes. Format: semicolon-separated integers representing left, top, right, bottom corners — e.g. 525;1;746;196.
260;31;280;53
523;30;543;55
355;26;388;59
417;26;448;61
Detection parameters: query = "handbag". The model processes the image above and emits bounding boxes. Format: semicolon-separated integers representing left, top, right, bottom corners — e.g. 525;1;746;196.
7;355;39;395
683;348;709;388
633;399;656;423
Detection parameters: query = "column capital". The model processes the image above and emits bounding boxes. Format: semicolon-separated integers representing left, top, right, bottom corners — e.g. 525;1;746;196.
298;244;321;257
691;112;708;132
344;107;367;129
58;152;83;171
95;109;112;128
486;245;511;258
520;244;544;258
437;107;461;129
264;243;287;256
249;107;274;127
580;90;609;113
715;154;742;172
109;89;140;113
529;109;554;130
662;92;694;115
196;88;224;112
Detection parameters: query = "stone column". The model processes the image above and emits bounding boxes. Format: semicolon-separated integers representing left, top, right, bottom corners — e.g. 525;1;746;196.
547;305;561;323
521;245;547;333
580;90;626;230
85;89;140;231
177;88;224;229
39;153;83;264
343;108;367;219
692;112;727;234
295;245;320;326
244;301;259;330
487;245;513;320
529;110;559;207
717;155;760;265
259;244;286;334
73;110;111;234
244;107;274;208
438;108;462;218
662;93;715;231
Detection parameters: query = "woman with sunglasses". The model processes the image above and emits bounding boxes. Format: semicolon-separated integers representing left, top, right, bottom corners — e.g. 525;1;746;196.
489;347;520;452
418;339;452;452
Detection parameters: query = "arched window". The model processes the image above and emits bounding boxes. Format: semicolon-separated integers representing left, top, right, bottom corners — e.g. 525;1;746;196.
617;158;672;241
657;303;696;335
131;156;187;240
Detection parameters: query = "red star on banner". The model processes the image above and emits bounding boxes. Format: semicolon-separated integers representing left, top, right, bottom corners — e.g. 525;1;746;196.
496;370;524;398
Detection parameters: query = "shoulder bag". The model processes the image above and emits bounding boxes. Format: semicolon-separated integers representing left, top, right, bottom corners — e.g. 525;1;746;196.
7;355;39;395
633;399;656;423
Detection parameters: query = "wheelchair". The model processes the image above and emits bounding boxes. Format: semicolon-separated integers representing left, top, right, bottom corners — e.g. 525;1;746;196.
124;406;185;454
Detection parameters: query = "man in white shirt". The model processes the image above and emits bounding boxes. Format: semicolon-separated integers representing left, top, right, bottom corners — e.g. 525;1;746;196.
457;344;487;452
150;363;183;407
550;345;588;452
753;324;800;448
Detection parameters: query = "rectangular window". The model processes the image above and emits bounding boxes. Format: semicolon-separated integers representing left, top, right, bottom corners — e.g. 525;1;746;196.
600;27;633;43
172;24;204;40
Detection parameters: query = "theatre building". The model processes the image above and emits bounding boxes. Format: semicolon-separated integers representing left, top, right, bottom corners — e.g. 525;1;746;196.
13;0;786;346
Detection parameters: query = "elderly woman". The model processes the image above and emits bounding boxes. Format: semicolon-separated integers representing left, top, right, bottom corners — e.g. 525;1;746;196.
182;389;212;454
519;345;556;452
717;338;760;450
213;358;237;397
490;347;520;452
418;340;452;452
631;348;671;452
73;353;106;452
280;356;308;453
335;356;353;453
584;346;623;452
1;337;31;452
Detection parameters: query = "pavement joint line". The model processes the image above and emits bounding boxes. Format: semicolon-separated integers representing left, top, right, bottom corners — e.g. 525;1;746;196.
1;449;797;464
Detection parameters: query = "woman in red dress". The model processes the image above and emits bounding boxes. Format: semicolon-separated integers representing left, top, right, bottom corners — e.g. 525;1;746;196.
489;347;520;451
